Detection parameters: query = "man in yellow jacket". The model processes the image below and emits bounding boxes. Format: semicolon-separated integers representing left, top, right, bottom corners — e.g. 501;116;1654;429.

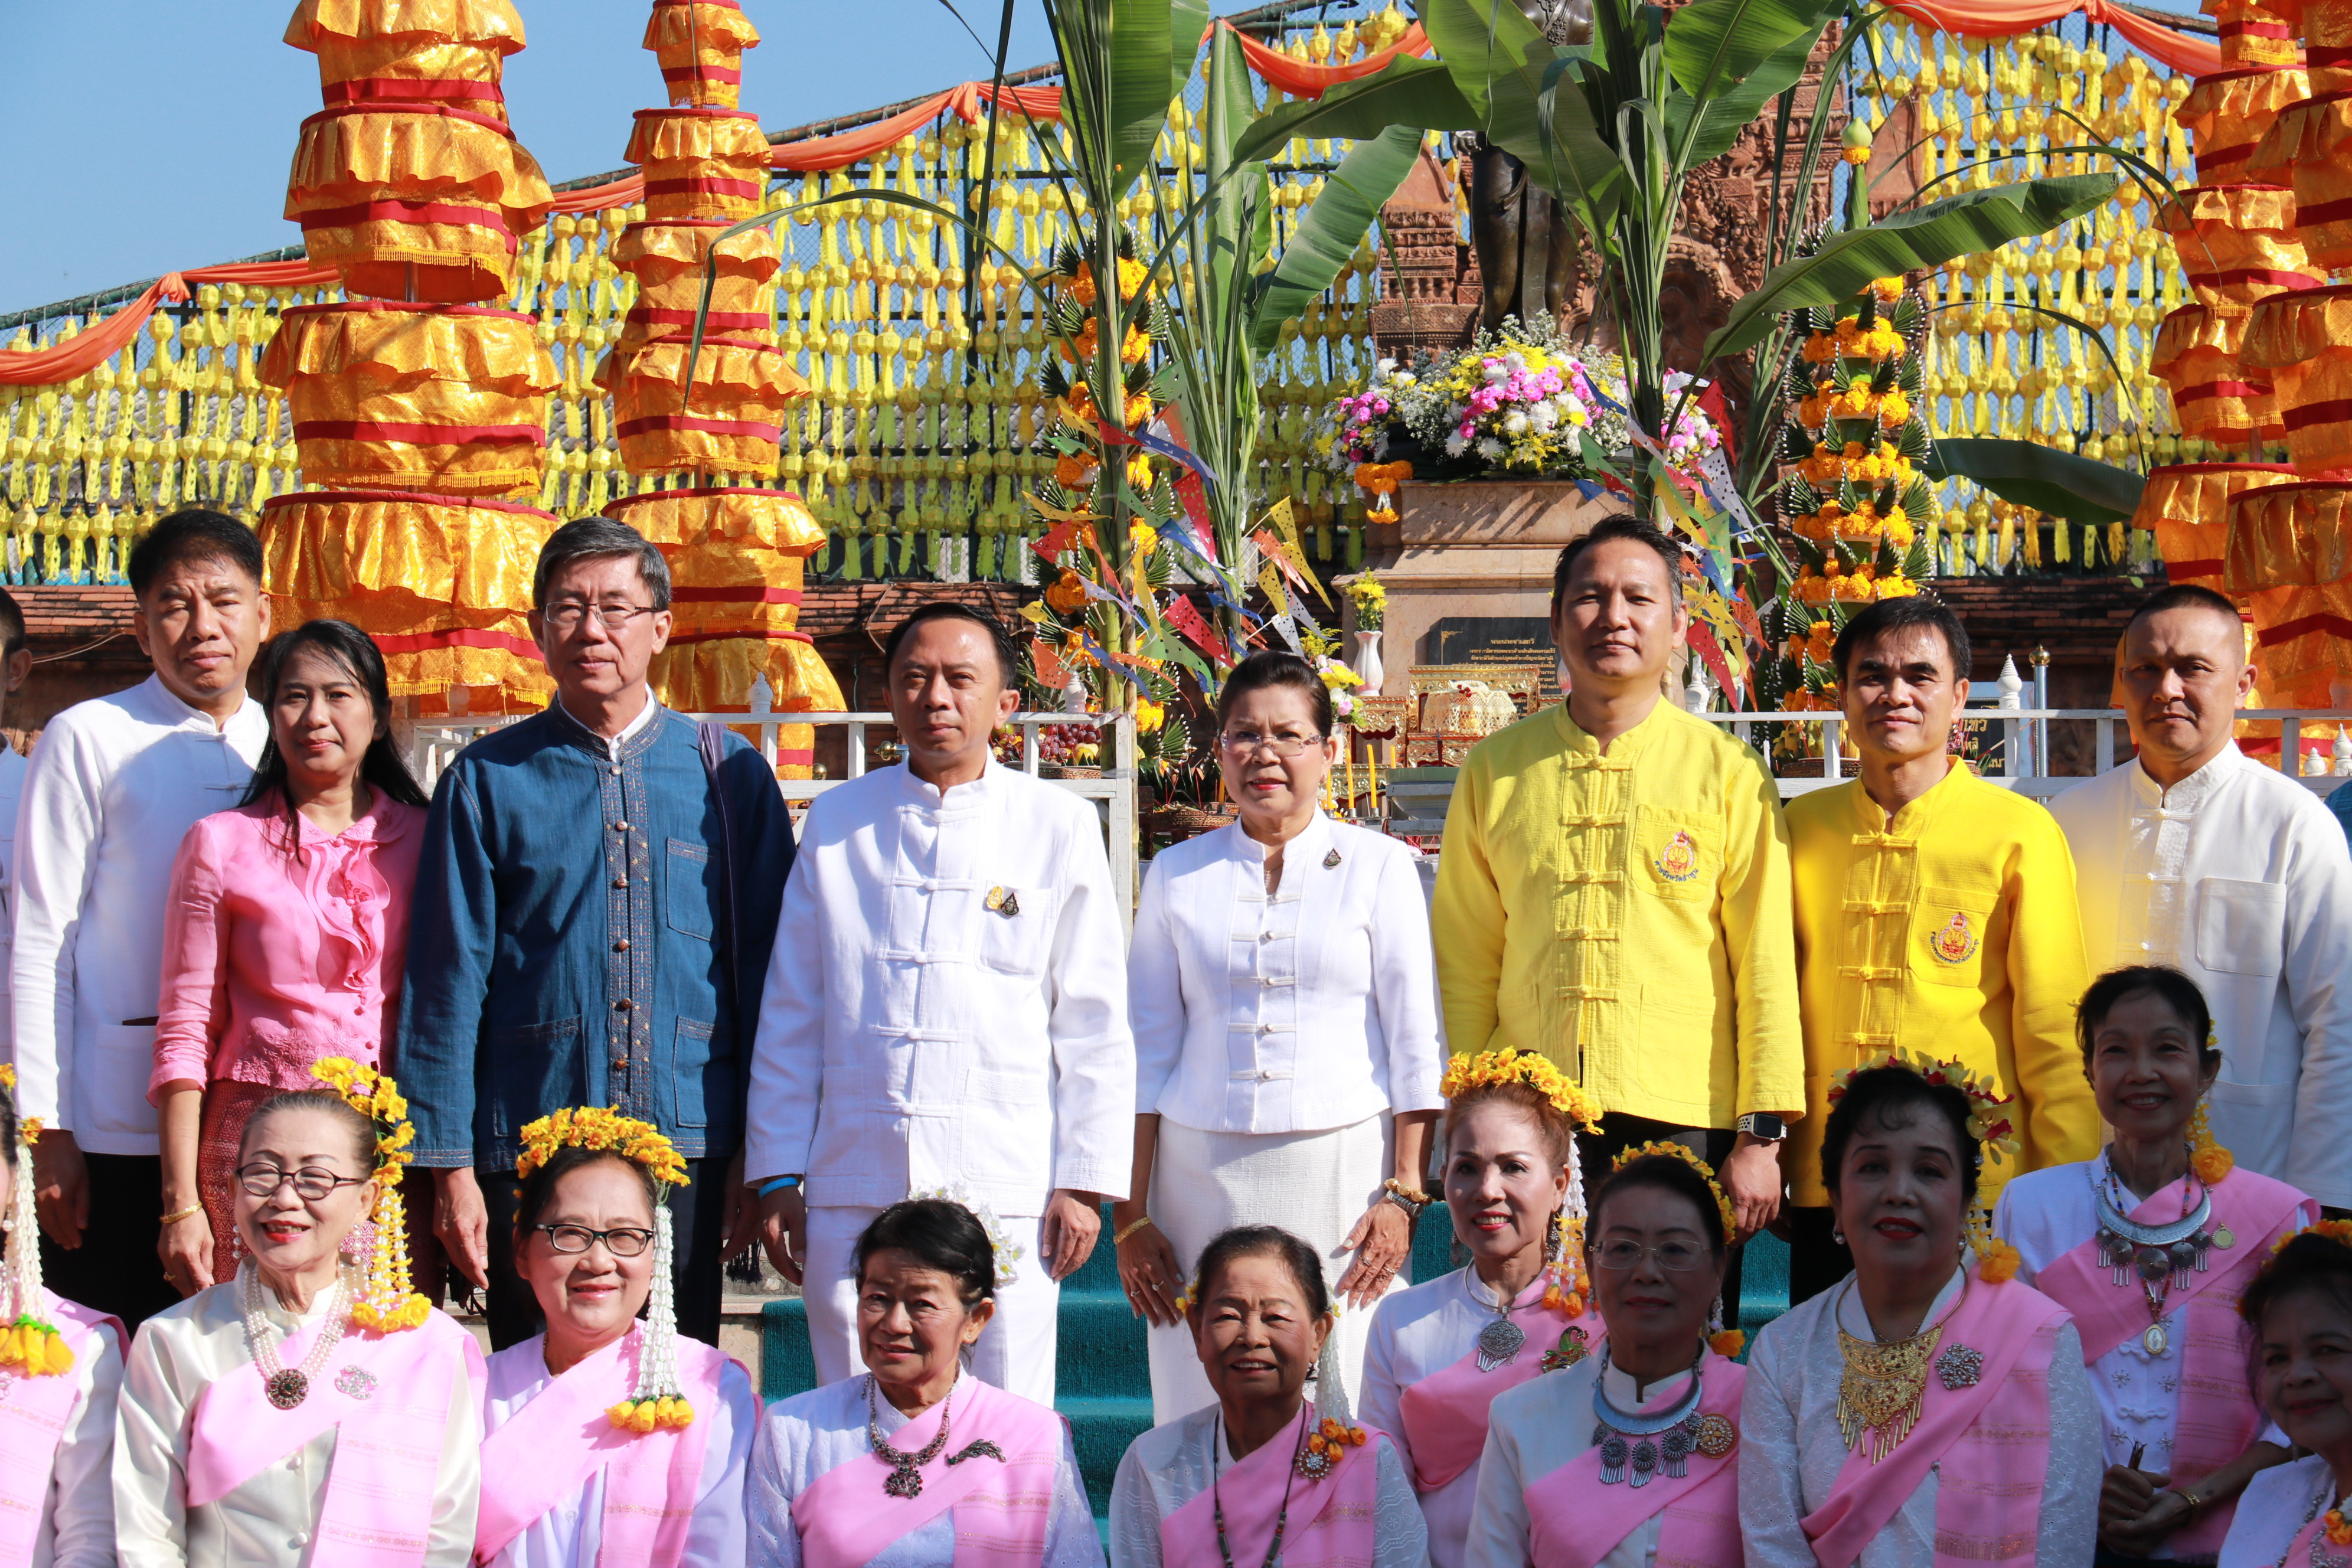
1434;517;1805;1326
1783;596;2098;1302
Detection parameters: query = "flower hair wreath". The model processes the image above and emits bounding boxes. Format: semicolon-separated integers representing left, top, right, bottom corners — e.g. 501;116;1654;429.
515;1106;695;1432
906;1184;1024;1288
309;1057;433;1332
1824;1050;2023;1283
1440;1047;1604;1315
0;1064;73;1377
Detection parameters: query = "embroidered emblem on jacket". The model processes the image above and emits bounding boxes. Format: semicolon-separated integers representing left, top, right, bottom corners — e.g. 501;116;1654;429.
984;886;1021;917
1655;829;1701;883
1928;910;1979;964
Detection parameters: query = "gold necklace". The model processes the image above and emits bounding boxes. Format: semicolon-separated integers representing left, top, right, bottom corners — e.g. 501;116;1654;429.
1834;1277;1968;1464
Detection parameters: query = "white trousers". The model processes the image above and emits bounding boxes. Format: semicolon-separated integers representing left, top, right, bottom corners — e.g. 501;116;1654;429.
803;1203;1062;1406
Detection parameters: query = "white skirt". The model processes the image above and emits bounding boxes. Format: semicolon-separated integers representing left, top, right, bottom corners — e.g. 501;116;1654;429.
1146;1110;1403;1427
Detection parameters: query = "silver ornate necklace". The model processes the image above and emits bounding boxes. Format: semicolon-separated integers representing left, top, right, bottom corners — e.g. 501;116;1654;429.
241;1265;349;1410
1467;1270;1531;1372
1590;1347;1715;1487
863;1372;1002;1498
2092;1152;2225;1355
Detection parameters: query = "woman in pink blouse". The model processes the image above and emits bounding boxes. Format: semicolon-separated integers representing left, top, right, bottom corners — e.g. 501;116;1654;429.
151;619;431;1295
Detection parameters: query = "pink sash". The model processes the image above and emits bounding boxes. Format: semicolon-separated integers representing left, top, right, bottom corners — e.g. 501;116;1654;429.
2033;1169;2312;1557
1161;1409;1387;1568
790;1377;1067;1568
189;1306;484;1567
0;1294;120;1565
1399;1291;1590;1492
2281;1513;2332;1568
473;1328;733;1567
1800;1274;2069;1568
1527;1352;1745;1568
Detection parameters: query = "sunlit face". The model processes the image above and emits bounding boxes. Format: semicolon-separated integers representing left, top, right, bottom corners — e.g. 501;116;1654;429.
2117;605;2253;773
1842;624;1959;767
530;554;672;707
2086;989;2217;1146
1551;538;1688;691
2260;1285;2352;1461
517;1158;658;1350
1828;1102;1969;1284
1587;1183;1724;1349
857;1248;992;1390
1190;1250;1329;1408
1443;1102;1569;1276
887;619;1018;777
270;643;383;790
233;1105;376;1283
1217;684;1336;828
132;554;270;713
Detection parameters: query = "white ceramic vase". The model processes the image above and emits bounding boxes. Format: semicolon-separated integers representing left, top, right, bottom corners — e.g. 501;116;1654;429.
1351;629;1386;697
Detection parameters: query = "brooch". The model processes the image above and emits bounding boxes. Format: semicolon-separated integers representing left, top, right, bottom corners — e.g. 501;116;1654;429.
1542;1325;1592;1372
984;886;1020;917
1928;911;1979;965
946;1439;1004;1466
1934;1343;1984;1391
1296;1417;1365;1480
1694;1414;1738;1458
333;1366;378;1401
1654;829;1700;883
1322;848;1341;868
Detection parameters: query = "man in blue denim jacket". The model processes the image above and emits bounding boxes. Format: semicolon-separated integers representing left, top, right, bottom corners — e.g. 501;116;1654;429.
397;517;796;1347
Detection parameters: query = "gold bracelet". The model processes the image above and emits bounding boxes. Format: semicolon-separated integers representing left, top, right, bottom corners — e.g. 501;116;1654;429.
159;1203;204;1226
1112;1215;1155;1246
1383;1178;1436;1219
2172;1489;2205;1513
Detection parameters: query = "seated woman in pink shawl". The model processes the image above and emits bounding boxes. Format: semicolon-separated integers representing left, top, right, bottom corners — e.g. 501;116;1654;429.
1740;1054;2101;1568
0;1066;122;1567
1994;966;2312;1565
2222;1221;2352;1568
112;1060;482;1566
746;1197;1101;1567
1359;1047;1605;1568
1465;1145;1750;1568
1109;1224;1430;1567
474;1108;757;1567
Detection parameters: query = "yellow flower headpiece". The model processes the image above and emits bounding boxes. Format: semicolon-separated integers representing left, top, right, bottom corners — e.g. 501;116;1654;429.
517;1107;690;1190
1828;1049;2020;1163
2272;1217;2352;1258
1440;1048;1605;1133
0;1062;72;1377
1611;1141;1737;1242
308;1059;432;1334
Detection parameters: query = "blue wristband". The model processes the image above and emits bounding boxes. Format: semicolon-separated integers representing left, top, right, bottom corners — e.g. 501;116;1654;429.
758;1175;803;1197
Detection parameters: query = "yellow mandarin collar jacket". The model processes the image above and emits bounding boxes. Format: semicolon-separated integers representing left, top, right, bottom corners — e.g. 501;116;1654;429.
1432;699;1805;1131
1783;759;2098;1207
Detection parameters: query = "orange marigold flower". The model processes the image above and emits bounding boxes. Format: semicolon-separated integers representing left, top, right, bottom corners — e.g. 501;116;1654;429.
1801;332;1840;365
1977;1237;2023;1283
1877;389;1913;429
1044;570;1090;615
1053;452;1096;489
2192;1145;2235;1183
1120;322;1152;365
1710;1328;1747;1357
1870;276;1905;303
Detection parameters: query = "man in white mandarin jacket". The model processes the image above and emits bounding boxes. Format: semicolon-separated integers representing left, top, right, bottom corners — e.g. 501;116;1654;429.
2051;583;2352;1209
748;603;1133;1403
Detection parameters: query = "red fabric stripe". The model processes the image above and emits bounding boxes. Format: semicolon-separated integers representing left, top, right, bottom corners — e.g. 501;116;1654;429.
2165;558;2226;580
300;200;518;249
370;627;542;656
2193;267;2324;289
642;177;762;199
628;306;767;329
259;488;554;518
299;102;515;139
2259;613;2352;646
616;415;780;439
2175;381;2271;400
652;0;744;9
322;78;505;106
2219;19;2294;35
281;300;537;324
2313;45;2352;63
669;587;804;604
665;628;814;645
2286;400;2352;430
293;420;548;446
661;64;744;83
2295;195;2352;225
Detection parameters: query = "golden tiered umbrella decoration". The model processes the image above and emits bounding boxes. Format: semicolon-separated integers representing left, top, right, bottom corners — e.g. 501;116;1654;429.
2142;0;2352;710
594;0;842;775
260;0;562;709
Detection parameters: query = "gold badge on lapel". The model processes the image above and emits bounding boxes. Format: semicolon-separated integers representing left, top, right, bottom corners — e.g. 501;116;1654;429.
1928;910;1979;965
985;886;1021;917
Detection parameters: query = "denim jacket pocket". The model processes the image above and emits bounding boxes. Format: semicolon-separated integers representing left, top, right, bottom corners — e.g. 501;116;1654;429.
665;838;716;942
669;1015;716;1127
486;1015;584;1140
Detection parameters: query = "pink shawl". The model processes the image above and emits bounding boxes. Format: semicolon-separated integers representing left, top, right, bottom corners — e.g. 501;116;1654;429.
1527;1352;1746;1568
789;1376;1067;1568
1161;1409;1387;1568
1800;1273;2069;1568
473;1327;735;1567
2031;1167;2312;1557
188;1307;482;1567
1399;1291;1593;1493
0;1293;120;1563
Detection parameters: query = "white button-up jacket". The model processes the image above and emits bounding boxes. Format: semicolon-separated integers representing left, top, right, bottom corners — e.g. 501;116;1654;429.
1128;814;1443;1135
746;760;1134;1215
2052;741;2352;1206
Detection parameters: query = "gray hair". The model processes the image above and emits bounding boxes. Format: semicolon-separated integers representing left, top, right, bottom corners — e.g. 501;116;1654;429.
533;517;672;611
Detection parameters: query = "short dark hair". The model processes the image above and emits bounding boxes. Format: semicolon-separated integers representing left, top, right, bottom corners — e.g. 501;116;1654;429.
1588;1150;1729;1259
855;1198;998;1306
883;602;1020;687
239;1089;377;1173
1820;1064;1983;1210
0;1072;18;1171
0;587;23;661
1191;1225;1329;1319
1214;650;1333;738
127;508;263;599
2242;1230;2352;1332
534;517;671;612
2076;965;2220;1072
514;1145;662;1237
240;620;429;828
1551;516;1686;617
1832;597;1972;683
2124;582;2243;646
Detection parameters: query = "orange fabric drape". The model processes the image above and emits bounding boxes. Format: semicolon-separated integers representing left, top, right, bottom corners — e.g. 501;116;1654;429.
1886;0;2232;75
1221;19;1433;97
0;258;338;388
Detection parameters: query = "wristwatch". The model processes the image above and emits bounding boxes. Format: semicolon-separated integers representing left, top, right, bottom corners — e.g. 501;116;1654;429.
1736;1113;1788;1141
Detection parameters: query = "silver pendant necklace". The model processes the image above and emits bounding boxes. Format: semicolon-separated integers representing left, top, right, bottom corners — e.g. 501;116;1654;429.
1468;1270;1528;1372
241;1265;349;1410
1590;1347;1706;1487
2091;1152;2216;1355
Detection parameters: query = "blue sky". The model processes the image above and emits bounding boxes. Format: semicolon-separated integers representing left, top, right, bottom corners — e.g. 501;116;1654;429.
0;0;1059;316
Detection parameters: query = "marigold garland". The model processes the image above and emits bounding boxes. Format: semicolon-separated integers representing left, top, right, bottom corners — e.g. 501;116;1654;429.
0;1063;68;1377
1439;1048;1604;1132
517;1105;690;1187
1306;1415;1369;1461
309;1057;433;1333
1827;1048;2020;1163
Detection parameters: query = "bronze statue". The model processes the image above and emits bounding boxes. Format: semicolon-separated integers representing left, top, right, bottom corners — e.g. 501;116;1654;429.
1462;0;1592;332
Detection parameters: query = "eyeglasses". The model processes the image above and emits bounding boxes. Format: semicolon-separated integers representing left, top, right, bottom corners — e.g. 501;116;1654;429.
541;602;658;632
1592;1239;1710;1272
533;1223;659;1257
236;1163;370;1201
1218;731;1322;758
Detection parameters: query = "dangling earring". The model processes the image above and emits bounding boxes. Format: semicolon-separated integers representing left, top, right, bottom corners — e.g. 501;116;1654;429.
1831;1229;1844;1246
1707;1295;1726;1337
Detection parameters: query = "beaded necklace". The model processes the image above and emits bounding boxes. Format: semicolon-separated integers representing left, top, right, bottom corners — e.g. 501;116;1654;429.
241;1265;350;1410
1212;1412;1306;1568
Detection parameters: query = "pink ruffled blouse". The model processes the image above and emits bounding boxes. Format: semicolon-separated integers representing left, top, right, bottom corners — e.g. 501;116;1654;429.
150;793;425;1100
